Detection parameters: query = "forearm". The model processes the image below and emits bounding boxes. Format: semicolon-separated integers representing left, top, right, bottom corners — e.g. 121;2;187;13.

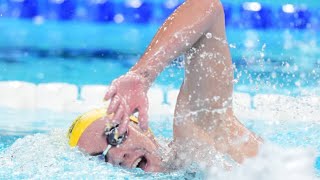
130;0;224;86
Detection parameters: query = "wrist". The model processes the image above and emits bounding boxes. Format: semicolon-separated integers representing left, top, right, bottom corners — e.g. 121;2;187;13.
127;70;154;91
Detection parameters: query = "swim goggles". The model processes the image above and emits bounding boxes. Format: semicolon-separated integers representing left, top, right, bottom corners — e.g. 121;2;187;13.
100;116;153;162
102;124;127;162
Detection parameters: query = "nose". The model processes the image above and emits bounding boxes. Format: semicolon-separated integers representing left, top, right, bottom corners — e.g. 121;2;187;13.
108;148;129;167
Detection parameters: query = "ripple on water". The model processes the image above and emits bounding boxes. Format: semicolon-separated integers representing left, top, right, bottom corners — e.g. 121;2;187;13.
0;129;185;179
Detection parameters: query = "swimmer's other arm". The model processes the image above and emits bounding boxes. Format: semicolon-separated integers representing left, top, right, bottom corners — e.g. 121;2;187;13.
130;0;224;85
104;0;224;133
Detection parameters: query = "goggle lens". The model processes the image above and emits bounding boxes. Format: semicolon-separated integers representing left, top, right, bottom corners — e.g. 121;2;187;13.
106;126;127;146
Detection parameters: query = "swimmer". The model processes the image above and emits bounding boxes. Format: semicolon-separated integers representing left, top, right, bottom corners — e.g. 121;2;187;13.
68;0;262;172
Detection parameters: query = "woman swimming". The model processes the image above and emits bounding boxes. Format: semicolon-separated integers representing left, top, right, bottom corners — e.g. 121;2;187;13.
68;0;262;172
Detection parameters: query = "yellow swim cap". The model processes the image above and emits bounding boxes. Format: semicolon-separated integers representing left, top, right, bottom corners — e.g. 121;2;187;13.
68;108;140;147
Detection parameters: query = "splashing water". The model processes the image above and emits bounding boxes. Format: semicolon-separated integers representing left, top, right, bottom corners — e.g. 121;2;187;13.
0;129;318;179
0;129;182;179
208;143;317;180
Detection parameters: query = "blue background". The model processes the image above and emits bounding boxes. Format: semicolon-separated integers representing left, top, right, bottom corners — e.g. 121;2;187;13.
0;0;319;94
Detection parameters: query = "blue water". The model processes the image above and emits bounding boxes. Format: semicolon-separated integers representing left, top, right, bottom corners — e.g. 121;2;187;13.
2;117;320;154
0;48;319;95
0;17;319;95
0;109;320;179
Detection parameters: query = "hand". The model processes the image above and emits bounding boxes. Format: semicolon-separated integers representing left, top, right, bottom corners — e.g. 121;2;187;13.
104;72;150;135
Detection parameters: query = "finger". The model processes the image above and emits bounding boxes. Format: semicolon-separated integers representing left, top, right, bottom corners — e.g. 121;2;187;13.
118;112;129;136
138;105;149;132
104;85;116;101
112;105;124;125
107;95;121;114
102;116;113;131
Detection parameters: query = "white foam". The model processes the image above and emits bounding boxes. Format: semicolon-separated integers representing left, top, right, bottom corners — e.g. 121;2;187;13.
0;129;182;179
233;92;252;120
0;130;114;178
208;143;318;180
251;94;320;122
253;94;296;110
233;92;252;109
0;130;318;179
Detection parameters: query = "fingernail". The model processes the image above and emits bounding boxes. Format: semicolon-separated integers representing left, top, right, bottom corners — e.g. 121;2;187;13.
105;123;112;131
114;129;119;140
111;119;119;125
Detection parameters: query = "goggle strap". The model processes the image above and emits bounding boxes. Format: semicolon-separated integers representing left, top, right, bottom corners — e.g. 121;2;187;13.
102;144;112;157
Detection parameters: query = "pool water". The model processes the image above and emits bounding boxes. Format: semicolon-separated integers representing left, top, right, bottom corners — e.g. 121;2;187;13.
0;45;319;95
1;37;320;178
0;109;320;179
0;18;319;96
1;38;320;178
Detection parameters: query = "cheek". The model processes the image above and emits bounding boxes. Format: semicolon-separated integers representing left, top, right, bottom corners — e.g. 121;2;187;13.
125;131;145;148
126;126;159;150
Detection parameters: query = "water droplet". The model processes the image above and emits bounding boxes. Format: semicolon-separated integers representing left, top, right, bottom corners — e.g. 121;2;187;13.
262;43;266;50
114;14;124;23
229;44;236;48
206;33;212;39
33;16;45;25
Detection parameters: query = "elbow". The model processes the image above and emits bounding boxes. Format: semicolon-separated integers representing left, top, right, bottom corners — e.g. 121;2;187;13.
201;0;225;19
205;0;226;27
185;0;224;16
213;0;225;17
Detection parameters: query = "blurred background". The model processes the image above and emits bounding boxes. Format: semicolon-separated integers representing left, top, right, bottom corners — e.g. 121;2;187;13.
0;0;319;95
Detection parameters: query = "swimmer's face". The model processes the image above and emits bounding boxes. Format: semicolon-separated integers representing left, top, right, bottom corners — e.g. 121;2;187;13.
77;118;165;172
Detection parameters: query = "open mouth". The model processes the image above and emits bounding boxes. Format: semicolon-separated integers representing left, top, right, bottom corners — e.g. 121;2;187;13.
132;156;148;170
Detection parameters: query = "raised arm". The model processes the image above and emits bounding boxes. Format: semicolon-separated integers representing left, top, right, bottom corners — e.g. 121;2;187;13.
104;0;225;134
130;0;224;86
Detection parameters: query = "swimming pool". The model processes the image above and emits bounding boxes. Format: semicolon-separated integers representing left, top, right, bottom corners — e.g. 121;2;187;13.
0;42;319;179
1;0;320;179
0;104;320;179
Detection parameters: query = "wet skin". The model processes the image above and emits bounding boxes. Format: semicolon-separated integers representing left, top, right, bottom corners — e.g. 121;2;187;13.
78;0;262;173
77;118;165;172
